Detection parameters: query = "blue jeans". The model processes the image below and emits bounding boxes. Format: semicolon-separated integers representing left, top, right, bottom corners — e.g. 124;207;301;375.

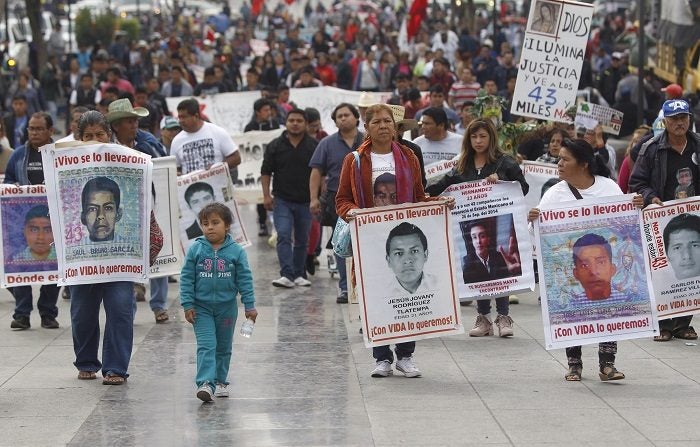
273;197;312;280
477;296;509;316
70;282;134;377
193;299;237;388
336;254;347;293
149;276;169;311
10;285;59;319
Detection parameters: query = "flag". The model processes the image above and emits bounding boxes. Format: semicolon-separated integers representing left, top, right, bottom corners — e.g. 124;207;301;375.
252;0;263;16
407;0;428;42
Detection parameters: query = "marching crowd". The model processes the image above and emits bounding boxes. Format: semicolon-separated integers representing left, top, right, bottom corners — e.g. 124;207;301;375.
1;1;699;401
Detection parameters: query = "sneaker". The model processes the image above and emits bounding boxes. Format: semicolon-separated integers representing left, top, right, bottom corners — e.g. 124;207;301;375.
370;360;393;377
495;314;514;337
10;316;30;330
258;225;269;237
459;300;472;306
40;315;60;329
167;276;178;283
468;314;493;337
336;291;348;304
272;277;295;288
395;356;422;378
62;287;71;300
509;295;519;304
293;276;311;287
196;383;214;402
214;383;229;398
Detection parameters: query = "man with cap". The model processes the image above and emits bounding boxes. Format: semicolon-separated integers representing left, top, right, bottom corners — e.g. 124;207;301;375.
106;98;166;158
597;52;626;105
160;116;182;153
629;99;700;342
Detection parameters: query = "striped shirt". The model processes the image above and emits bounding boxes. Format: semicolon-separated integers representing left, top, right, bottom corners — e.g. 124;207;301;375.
449;81;481;109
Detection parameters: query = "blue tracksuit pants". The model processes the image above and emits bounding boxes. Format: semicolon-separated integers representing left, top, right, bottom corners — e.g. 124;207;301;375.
193;299;237;389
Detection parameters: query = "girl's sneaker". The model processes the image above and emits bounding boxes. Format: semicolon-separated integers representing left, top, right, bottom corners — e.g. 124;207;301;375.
196;383;214;402
214;383;229;398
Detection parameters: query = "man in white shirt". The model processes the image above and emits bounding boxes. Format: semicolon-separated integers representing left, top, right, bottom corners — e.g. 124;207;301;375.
413;107;463;165
170;98;241;174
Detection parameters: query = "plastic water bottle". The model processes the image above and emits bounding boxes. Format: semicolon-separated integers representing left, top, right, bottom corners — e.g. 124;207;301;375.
239;318;255;338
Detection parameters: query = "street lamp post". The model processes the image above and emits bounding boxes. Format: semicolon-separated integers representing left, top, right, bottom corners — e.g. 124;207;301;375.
637;0;645;126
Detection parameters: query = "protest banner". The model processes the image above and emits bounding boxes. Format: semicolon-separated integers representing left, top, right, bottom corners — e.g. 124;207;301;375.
42;142;152;285
575;101;624;135
511;0;594;122
442;181;535;299
641;198;700;319
150;157;182;278
521;161;560;210
0;184;59;287
351;202;464;347
165;87;392;137
232;128;283;204
535;195;658;349
424;156;459;184
177;163;250;252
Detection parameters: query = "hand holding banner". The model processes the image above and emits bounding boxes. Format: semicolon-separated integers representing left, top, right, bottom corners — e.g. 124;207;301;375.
42;142;153;285
351;202;463;347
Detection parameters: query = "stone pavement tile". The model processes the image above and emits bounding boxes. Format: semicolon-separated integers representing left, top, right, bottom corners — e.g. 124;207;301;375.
470;379;609;410
615;407;700;442
368;409;509;445
72;425;373;447
0;416;85;447
495;408;649;444
0;346;45;368
630;338;700;359
0;387;103;419
513;443;653;447
452;357;567;382
661;356;700;382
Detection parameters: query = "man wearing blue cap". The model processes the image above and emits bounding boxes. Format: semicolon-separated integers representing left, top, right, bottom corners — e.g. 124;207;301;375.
630;99;700;342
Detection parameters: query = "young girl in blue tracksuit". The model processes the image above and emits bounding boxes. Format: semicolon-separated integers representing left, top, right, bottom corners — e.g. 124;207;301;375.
180;202;257;402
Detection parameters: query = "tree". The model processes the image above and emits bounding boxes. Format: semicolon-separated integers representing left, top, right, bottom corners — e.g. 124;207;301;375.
25;0;46;75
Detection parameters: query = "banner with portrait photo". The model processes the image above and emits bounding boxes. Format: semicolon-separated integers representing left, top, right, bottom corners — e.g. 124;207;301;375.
232;128;283;204
177;163;250;252
442;181;535;299
641;198;700;319
512;0;594;122
42;142;152;285
351;202;464;348
521;161;560;210
150;157;182;278
534;195;658;350
0;185;59;287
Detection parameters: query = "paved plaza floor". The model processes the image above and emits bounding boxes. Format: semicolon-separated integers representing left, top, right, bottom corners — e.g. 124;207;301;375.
1;206;699;446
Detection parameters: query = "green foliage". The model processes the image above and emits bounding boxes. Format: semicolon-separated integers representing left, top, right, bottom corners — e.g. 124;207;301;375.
118;18;140;43
74;8;93;48
73;9;117;48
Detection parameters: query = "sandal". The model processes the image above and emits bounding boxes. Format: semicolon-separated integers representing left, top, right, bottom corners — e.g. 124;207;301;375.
77;371;96;380
654;330;673;342
154;310;169;323
599;366;625;381
102;374;127;385
673;326;698;340
564;365;582;381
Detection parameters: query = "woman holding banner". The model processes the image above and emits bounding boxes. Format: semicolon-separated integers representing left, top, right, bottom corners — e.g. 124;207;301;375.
427;119;527;338
69;111;163;384
527;138;644;381
336;103;451;379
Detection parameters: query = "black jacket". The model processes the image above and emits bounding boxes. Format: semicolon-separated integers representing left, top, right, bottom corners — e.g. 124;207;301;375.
426;154;528;197
629;130;700;204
